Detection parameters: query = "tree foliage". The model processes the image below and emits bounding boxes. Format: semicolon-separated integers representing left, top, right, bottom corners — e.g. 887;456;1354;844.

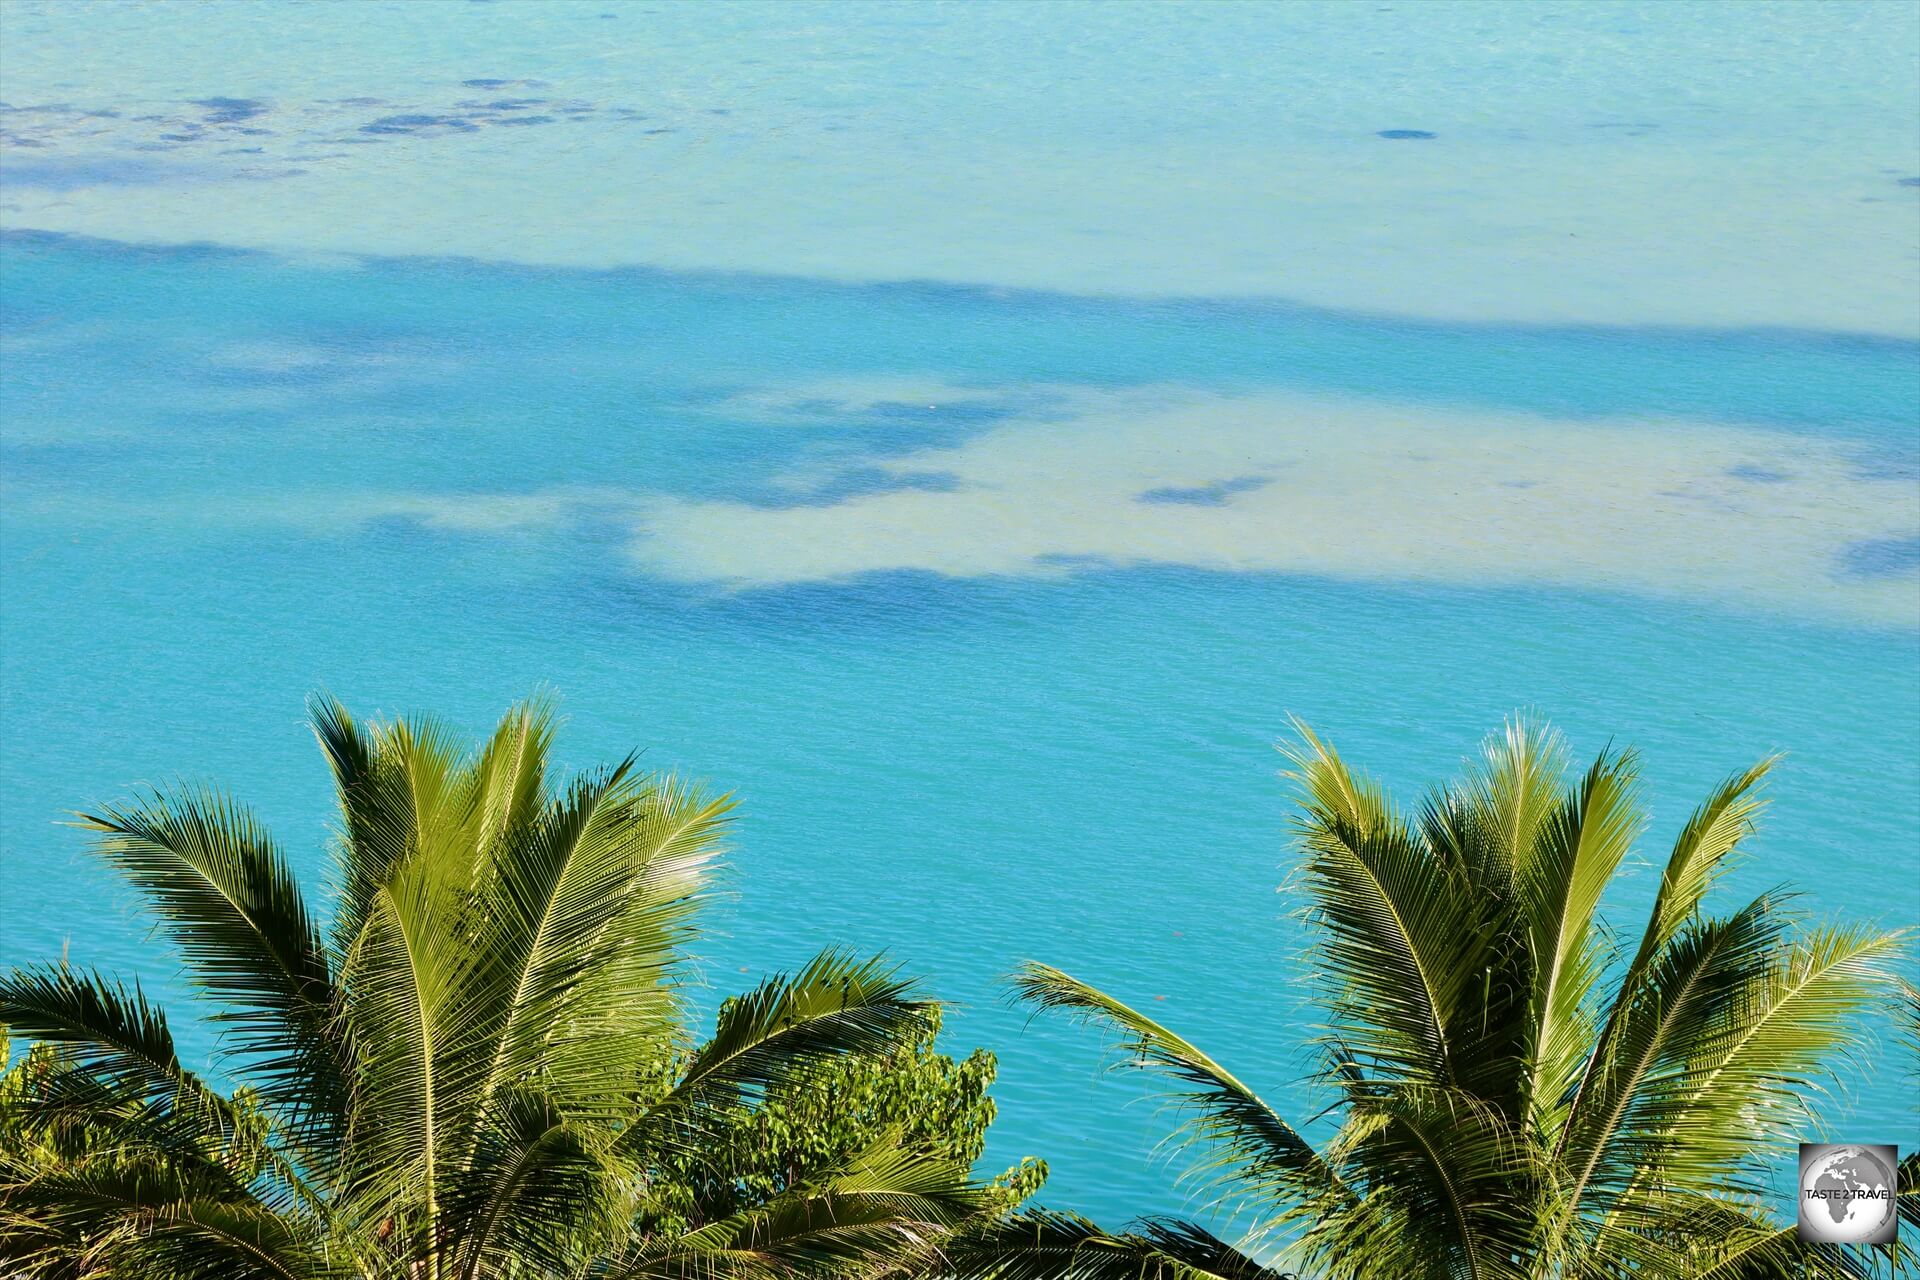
956;718;1913;1280
0;698;1030;1279
637;1006;1045;1240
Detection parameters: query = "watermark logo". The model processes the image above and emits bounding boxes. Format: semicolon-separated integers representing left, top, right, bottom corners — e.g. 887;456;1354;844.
1798;1144;1897;1245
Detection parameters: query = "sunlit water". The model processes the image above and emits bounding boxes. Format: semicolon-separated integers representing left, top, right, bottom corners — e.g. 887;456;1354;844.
2;0;1917;1231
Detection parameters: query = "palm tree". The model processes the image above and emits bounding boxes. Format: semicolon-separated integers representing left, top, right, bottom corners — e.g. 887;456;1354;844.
0;697;986;1279
960;719;1910;1279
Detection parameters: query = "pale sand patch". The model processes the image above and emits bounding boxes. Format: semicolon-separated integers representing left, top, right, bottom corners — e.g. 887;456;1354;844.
25;386;1905;623
626;388;1920;624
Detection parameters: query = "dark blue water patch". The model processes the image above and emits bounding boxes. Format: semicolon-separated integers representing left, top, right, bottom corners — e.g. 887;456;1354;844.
1851;448;1920;483
788;397;850;416
3;228;1917;450
740;467;962;509
1900;177;1920;188
0;230;238;265
560;556;1919;651
1137;476;1271;506
359;514;440;549
361;114;480;135
0;156;193;190
1376;129;1436;140
460;78;546;89
1724;463;1790;484
1032;552;1124;571
0;103;87;116
1837;536;1920;580
190;97;268;124
571;565;1061;640
670;388;1028;461
491;115;557;127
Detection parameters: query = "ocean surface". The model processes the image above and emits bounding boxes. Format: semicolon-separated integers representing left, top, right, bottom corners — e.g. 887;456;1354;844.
2;0;1917;1230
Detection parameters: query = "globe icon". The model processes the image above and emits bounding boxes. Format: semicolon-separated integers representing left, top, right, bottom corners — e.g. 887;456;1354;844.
1798;1144;1897;1244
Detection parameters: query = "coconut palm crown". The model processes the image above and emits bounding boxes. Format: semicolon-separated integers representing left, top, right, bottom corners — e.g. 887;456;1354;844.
963;719;1909;1280
0;697;986;1279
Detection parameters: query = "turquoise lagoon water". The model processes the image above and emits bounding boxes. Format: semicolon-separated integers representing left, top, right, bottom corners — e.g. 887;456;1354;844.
3;0;1919;1230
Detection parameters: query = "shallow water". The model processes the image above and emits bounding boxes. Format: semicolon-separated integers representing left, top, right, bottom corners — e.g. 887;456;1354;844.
2;0;1918;1231
5;0;1919;331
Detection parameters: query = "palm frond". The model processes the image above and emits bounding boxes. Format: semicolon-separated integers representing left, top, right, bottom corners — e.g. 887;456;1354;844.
312;697;481;959
1009;961;1335;1221
1557;894;1792;1221
1516;748;1643;1131
1457;712;1569;887
1555;759;1775;1163
1;1153;336;1280
331;838;475;1216
442;1090;619;1280
1634;759;1778;972
463;769;728;1120
76;788;346;1139
468;695;558;858
1285;726;1491;1089
604;1142;983;1279
947;1209;1290;1280
1654;1191;1879;1280
310;694;414;947
1898;981;1919;1236
1646;923;1904;1179
0;1054;271;1201
1567;907;1902;1244
0;965;184;1105
661;952;937;1120
1302;1086;1533;1280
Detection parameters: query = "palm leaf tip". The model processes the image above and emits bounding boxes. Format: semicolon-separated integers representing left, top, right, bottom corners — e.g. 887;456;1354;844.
1008;962;1332;1212
661;950;938;1123
0;965;182;1096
